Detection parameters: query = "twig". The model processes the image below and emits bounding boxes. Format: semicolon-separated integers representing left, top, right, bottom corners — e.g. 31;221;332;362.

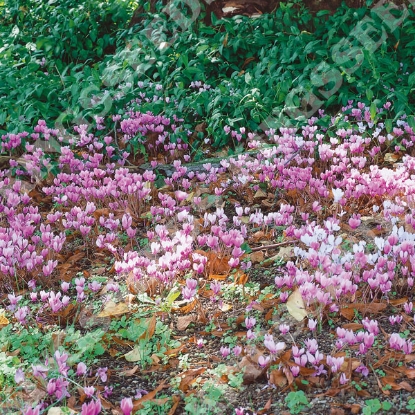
250;240;298;252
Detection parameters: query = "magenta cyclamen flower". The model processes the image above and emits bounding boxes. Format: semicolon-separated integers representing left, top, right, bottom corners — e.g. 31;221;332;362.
120;397;133;415
196;338;204;348
389;315;403;325
404;302;413;314
348;214;361;229
290;366;300;377
81;399;102;415
103;386;113;398
23;405;41;415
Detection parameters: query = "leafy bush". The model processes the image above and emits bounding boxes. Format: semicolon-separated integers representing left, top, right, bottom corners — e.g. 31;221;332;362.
1;0;415;151
0;0;135;132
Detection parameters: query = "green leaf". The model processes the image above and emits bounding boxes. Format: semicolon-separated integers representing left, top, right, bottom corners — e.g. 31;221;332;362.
385;119;393;133
366;89;374;101
407;115;415;131
369;102;377;121
241;242;252;253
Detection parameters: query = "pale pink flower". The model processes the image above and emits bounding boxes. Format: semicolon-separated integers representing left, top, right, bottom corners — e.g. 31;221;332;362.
220;346;230;358
258;355;270;368
308;318;317;331
245;316;256;329
15;368;25;384
77;362;87;376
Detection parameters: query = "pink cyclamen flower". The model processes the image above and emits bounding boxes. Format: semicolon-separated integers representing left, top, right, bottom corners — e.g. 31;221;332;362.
339;373;349;385
32;364;48;378
389;315;403;325
210;281;221;296
245;316;256;329
47;379;57;395
290;366;300;377
235;408;245;415
258;355;270;368
77;362;87;376
279;324;290;334
81;399;101;415
14;306;29;324
348;214;361;229
103;386;113;398
89;281;102;292
196;338;204;348
84;386;95;398
182;286;196;300
220;346;230;358
120;397;133;415
54;350;69;375
134;389;148;399
23;405;41;415
356;365;369;377
246;330;256;340
308;318;317;331
8;293;22;308
404;302;413;314
362;318;379;335
279;292;289;302
233;345;242;356
96;367;108;382
327;355;344;373
264;334;285;355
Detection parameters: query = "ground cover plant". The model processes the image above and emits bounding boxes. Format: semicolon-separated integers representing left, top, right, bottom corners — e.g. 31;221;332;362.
2;0;415;150
2;0;415;414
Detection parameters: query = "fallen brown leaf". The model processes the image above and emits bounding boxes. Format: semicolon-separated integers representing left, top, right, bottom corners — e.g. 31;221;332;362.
177;315;197;331
269;368;287;388
97;300;130;318
178;368;206;393
167;395;181;415
286;289;307;321
330;407;345;415
139;315;156;340
119;365;139;377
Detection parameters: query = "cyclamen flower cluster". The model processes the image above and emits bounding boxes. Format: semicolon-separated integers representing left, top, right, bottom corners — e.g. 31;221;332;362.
4;104;415;414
